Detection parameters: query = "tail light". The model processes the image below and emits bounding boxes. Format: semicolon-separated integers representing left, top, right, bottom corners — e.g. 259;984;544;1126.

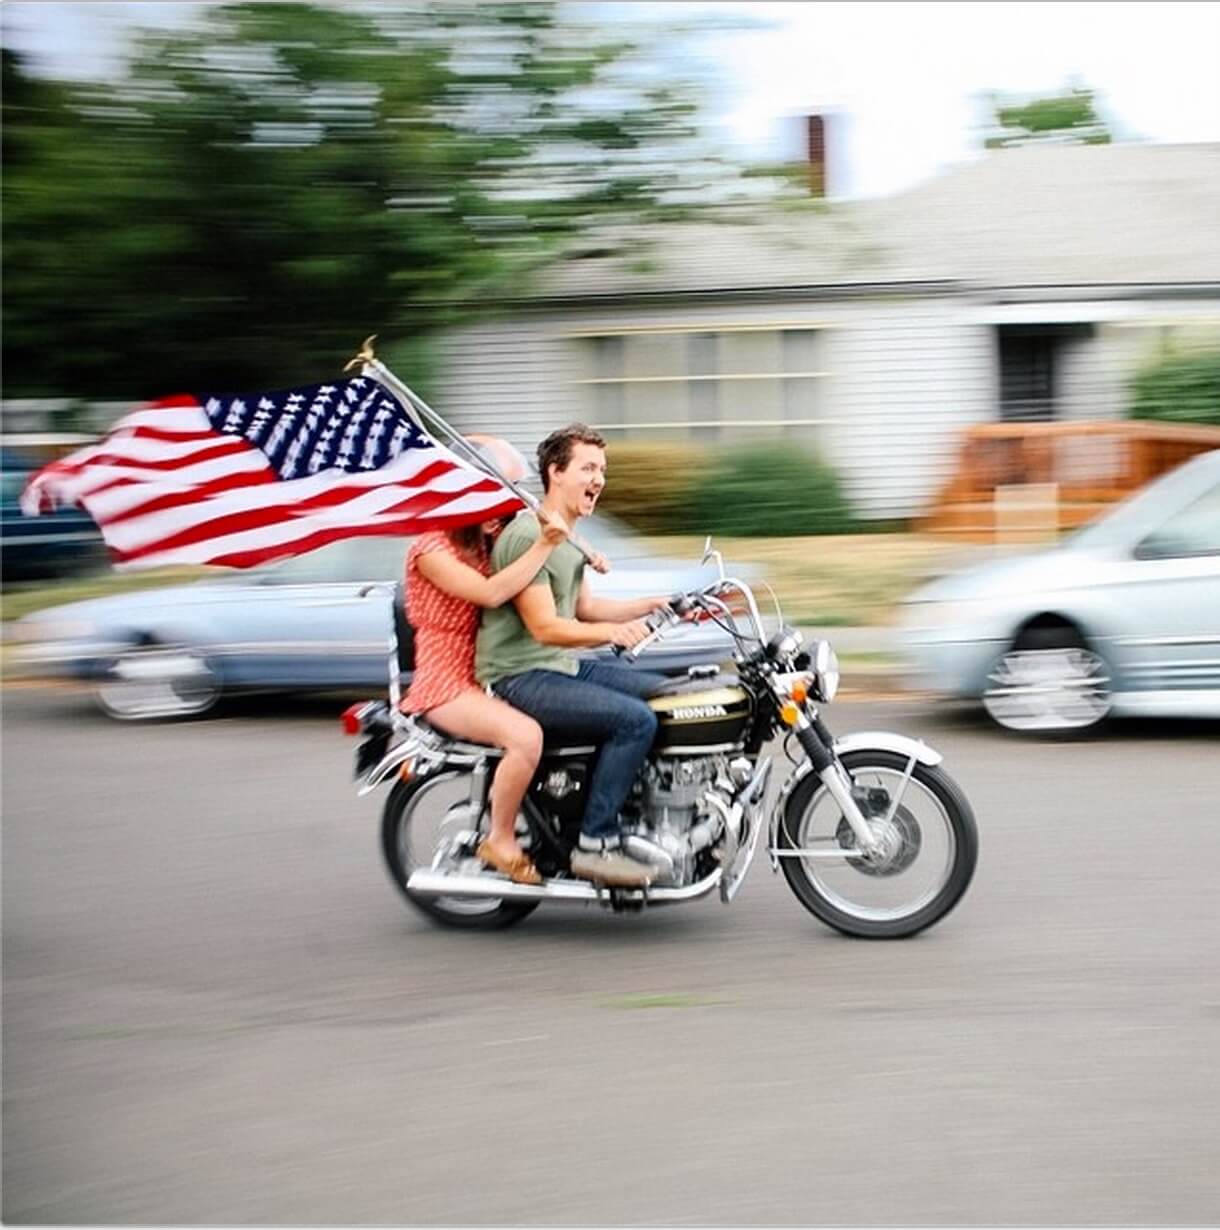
340;702;368;736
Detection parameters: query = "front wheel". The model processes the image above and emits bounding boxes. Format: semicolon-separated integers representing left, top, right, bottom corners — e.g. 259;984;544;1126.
381;770;538;930
777;750;977;939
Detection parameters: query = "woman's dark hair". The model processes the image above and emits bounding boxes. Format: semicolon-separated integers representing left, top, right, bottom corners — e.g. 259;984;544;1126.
537;423;606;492
447;512;514;561
448;523;486;559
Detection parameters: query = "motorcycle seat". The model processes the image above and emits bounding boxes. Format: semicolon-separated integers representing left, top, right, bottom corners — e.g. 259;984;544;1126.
405;712;595;757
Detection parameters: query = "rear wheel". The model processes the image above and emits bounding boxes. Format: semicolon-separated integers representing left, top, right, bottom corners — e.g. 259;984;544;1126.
982;624;1111;735
94;643;221;721
777;750;978;939
381;770;538;930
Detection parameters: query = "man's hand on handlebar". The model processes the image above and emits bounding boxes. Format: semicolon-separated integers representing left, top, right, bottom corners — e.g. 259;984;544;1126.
608;619;653;649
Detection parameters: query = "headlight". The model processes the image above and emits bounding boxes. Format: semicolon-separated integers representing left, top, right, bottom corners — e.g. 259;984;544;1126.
812;639;840;702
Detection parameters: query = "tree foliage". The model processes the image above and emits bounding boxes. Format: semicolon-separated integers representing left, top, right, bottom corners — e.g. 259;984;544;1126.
1129;350;1220;426
3;3;764;400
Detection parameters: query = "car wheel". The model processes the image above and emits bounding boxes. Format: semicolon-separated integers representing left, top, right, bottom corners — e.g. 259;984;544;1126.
982;625;1112;735
94;643;221;721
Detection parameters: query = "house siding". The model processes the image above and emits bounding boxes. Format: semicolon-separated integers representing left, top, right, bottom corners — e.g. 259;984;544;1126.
435;294;995;520
1056;301;1220;422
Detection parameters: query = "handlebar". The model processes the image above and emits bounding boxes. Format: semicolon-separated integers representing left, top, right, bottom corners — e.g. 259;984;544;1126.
611;578;770;662
611;602;682;661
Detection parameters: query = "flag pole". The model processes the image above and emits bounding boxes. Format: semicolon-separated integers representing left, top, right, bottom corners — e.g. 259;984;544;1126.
344;337;599;564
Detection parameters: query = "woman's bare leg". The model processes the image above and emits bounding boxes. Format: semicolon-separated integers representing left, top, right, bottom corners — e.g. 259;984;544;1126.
426;691;543;862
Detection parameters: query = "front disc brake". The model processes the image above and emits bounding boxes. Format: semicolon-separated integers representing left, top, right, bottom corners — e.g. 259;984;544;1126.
836;805;922;876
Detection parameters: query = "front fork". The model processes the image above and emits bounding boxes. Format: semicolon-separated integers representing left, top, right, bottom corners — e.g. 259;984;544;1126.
787;708;885;858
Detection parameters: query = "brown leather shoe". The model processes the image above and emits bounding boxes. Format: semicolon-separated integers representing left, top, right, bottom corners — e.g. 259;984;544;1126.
476;840;543;886
569;848;653;888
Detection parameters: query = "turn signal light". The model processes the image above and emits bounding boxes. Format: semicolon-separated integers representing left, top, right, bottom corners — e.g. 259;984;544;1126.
790;679;809;704
340;703;365;736
780;702;801;726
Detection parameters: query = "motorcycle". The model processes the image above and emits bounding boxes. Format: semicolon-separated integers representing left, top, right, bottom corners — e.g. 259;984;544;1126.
343;541;978;938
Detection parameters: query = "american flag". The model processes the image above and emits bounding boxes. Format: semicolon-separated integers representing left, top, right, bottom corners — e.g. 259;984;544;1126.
21;376;524;570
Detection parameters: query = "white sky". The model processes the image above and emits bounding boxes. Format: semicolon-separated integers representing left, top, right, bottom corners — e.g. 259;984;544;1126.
4;1;1219;199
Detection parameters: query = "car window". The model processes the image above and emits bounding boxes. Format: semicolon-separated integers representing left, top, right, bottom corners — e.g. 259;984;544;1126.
1;471;28;502
1070;452;1220;551
1134;483;1220;560
256;536;413;584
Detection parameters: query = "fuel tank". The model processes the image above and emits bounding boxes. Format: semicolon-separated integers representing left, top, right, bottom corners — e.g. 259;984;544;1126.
647;673;752;753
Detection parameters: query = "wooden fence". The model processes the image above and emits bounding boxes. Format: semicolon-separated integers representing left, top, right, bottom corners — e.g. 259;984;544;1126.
918;421;1220;543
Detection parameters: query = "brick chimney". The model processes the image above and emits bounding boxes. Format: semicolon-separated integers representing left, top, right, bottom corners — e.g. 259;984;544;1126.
806;114;827;198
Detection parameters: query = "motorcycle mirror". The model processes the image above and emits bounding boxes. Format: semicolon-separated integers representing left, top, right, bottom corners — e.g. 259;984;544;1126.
701;536;726;581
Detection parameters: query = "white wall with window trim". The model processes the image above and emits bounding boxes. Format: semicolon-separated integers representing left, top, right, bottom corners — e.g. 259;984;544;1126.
433;295;996;520
973;299;1220;425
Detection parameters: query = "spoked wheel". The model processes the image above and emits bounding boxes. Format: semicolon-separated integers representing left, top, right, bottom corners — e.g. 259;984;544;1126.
777;750;978;939
982;626;1112;735
381;770;538;930
94;643;221;721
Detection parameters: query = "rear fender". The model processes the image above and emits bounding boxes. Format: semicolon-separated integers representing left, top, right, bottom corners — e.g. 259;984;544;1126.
356;728;504;796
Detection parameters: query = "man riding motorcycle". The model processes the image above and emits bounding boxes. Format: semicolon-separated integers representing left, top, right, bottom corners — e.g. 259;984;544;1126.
475;424;672;888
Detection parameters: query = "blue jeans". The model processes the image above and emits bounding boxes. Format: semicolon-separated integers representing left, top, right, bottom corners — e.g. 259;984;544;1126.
493;660;667;846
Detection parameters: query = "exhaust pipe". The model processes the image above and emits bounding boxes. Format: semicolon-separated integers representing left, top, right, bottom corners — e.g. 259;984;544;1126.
405;867;722;906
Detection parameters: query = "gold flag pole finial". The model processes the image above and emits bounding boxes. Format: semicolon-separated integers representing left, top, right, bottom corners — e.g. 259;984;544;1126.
343;335;378;373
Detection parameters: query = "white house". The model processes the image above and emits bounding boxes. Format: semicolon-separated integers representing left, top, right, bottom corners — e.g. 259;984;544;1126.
431;142;1220;520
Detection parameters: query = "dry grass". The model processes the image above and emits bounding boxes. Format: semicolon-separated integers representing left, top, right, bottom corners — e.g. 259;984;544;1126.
635;533;965;626
2;567;210;624
3;534;977;633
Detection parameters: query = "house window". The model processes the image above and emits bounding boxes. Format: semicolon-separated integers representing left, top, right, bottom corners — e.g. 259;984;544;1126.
572;325;827;443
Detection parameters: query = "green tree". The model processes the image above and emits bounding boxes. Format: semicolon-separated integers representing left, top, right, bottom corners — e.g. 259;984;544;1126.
2;3;764;400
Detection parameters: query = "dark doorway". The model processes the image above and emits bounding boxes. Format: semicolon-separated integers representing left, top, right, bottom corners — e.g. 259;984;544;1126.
997;323;1094;421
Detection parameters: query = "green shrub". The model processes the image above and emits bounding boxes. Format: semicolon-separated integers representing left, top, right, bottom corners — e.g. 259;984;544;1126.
686;443;856;537
1129;351;1220;426
596;441;714;534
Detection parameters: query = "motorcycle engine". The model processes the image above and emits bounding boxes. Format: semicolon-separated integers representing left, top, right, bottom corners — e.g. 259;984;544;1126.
624;755;749;886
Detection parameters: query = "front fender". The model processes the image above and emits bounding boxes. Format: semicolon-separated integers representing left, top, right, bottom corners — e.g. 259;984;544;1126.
832;730;942;767
768;730;943;864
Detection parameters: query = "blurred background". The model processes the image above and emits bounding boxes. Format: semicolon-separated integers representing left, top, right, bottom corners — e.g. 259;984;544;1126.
4;3;1220;1225
5;1;1220;504
3;0;1219;723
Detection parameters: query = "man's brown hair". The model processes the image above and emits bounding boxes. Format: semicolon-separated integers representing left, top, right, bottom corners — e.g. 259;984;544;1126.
536;423;606;492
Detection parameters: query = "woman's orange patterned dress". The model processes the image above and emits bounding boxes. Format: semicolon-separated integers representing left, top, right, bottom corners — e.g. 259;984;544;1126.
400;532;489;715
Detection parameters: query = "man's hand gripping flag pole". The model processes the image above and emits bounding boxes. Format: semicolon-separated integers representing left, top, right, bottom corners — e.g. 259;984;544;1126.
347;336;602;567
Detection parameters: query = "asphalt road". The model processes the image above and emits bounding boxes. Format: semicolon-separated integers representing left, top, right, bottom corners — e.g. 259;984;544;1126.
4;686;1220;1226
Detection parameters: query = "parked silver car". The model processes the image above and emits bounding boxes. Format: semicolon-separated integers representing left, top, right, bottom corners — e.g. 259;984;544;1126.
898;449;1220;734
14;515;744;720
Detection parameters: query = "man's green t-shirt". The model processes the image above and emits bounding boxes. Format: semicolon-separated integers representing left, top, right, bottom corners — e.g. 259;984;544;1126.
475;511;585;684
